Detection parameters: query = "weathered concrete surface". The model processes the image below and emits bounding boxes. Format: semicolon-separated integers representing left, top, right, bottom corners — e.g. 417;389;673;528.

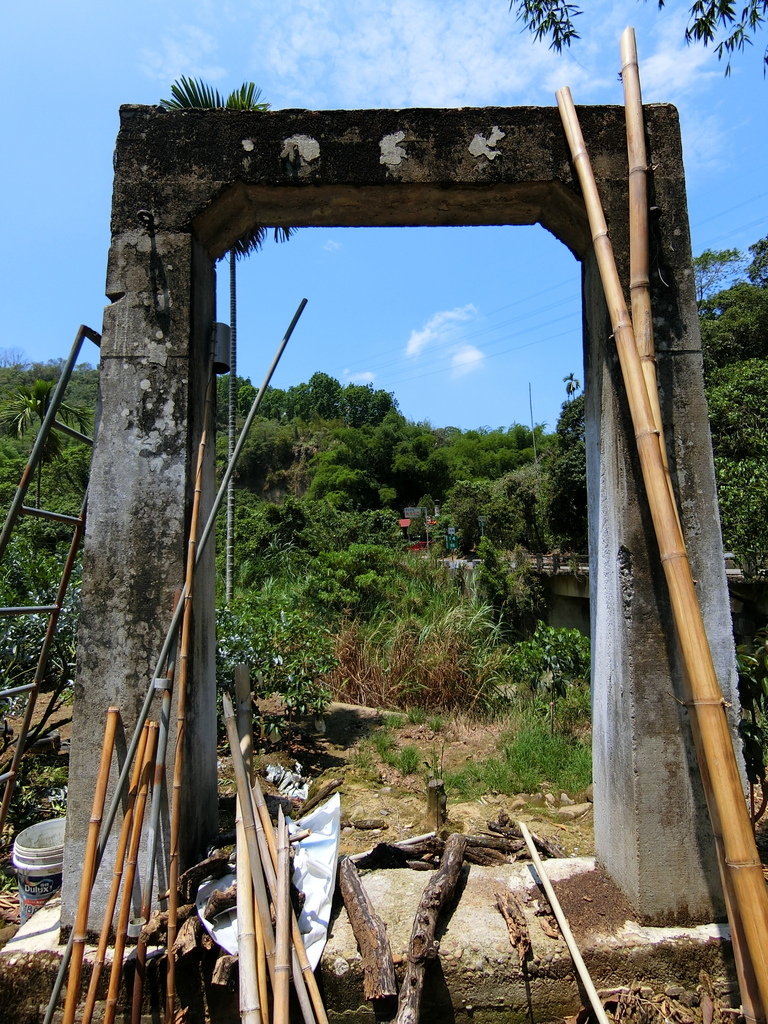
65;102;737;930
322;860;737;1024
62;226;218;930
1;860;739;1024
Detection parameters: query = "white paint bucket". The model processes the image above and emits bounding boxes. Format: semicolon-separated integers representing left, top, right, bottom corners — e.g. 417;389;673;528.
12;818;66;924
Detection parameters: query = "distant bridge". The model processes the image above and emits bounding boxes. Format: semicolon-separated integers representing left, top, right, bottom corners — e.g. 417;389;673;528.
524;553;766;641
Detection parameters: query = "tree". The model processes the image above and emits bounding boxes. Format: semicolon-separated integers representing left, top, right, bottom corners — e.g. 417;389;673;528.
699;281;768;370
0;380;91;507
747;236;768;288
563;372;580;400
513;0;768;72
161;77;294;603
693;247;745;306
707;358;768;572
545;394;587;551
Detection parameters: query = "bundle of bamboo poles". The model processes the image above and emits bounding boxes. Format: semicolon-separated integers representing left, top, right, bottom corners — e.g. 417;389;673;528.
44;303;309;1024
222;690;329;1024
557;33;768;1021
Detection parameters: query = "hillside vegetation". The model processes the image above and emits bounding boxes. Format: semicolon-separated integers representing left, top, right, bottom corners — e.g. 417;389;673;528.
0;232;765;815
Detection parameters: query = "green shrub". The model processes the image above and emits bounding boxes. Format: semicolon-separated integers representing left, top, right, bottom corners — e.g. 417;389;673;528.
217;600;334;720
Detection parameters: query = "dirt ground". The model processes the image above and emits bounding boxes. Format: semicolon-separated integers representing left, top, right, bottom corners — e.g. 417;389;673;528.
241;701;596;859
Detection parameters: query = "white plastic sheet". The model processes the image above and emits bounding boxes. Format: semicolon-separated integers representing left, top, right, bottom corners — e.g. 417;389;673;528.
197;793;341;968
288;792;341;970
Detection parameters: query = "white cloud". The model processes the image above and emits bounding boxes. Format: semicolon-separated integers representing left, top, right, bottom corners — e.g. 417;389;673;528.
406;305;476;358
451;345;485;377
323;239;342;252
140;25;227;84
346;370;376;383
251;0;621;110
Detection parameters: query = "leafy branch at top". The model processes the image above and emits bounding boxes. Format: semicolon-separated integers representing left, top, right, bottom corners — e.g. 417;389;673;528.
513;0;768;71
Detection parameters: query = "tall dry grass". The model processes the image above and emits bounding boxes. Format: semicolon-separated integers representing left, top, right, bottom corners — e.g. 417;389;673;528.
328;600;512;712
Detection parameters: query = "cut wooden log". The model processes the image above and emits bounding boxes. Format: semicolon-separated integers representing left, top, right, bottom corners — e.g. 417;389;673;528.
426;780;447;830
211;952;239;989
139;904;196;948
465;847;509;866
395;833;467;1024
204;883;238;921
466;834;526;856
486;819;565;859
177;850;232;903
300;778;342;817
173;914;203;959
339;857;397;1001
495;890;531;964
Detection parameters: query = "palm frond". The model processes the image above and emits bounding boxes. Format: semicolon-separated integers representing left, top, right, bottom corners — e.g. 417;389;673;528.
231;226;295;258
160;76;226;110
226;82;270;111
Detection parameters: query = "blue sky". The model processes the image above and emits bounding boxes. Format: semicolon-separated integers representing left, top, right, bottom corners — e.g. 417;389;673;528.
1;0;766;431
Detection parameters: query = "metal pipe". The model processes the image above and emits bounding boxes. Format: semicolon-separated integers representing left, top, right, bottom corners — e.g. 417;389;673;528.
20;507;82;525
0;605;59;616
53;420;93;445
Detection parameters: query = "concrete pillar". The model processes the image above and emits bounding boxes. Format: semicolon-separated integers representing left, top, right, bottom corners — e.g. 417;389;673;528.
61;227;218;931
584;184;740;922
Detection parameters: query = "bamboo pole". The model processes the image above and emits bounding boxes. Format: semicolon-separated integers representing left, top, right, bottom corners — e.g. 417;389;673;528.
556;85;768;1019
165;365;215;1024
620;33;762;1023
235;667;262;1024
255;894;270;1024
228;696;317;1024
250;773;328;1024
61;706;120;1024
519;822;611;1024
42;302;308;1024
274;808;291;1024
103;722;158;1024
131;623;179;1024
619;27;680;530
222;693;278;985
81;723;151;1024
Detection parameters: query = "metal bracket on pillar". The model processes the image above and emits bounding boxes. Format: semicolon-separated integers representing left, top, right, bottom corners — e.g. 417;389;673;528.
212;322;231;375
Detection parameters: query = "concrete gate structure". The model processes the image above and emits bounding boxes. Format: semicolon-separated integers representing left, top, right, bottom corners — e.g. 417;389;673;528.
61;103;739;931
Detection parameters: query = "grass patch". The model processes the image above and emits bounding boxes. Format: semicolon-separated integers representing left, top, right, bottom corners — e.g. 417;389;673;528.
428;714;444;733
406;707;427;725
446;720;591;799
390;745;421;776
372;731;395;759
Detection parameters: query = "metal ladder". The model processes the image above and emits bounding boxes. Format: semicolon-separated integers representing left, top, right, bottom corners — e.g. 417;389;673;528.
0;325;100;838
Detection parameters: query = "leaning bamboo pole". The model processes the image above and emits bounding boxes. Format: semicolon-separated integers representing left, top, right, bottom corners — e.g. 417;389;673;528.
81;722;151;1024
222;693;278;985
165;363;215;1024
556;85;768;1018
103;722;158;1024
61;706;120;1024
131;621;179;1024
274;808;292;1024
235;666;262;1024
250;773;328;1024
520;822;611;1024
619;27;680;531
620;33;762;1024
